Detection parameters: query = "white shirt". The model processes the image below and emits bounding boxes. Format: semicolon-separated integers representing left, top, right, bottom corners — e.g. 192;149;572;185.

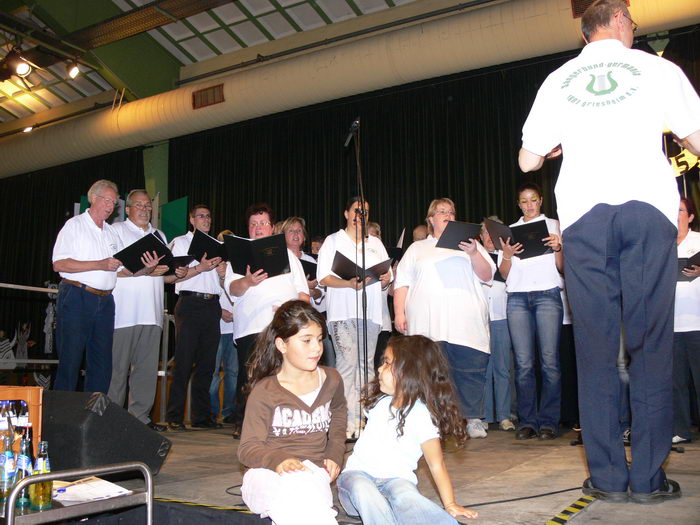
394;236;494;353
224;249;309;340
220;292;234;335
675;231;700;333
317;230;391;326
499;215;563;293
300;252;327;314
170;231;223;296
522;39;700;232
111;219;166;329
481;252;507;322
343;396;439;485
52;210;122;290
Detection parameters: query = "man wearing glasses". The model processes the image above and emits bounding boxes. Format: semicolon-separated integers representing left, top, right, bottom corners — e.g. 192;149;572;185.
53;179;125;394
519;0;700;505
165;204;226;431
108;190;175;432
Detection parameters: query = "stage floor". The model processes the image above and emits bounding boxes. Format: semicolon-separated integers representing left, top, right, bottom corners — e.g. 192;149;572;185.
143;424;700;524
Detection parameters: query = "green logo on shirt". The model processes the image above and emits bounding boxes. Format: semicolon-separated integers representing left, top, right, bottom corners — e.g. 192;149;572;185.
585;71;618;96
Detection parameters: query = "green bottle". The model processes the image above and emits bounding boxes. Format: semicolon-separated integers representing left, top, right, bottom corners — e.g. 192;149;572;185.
14;438;32;508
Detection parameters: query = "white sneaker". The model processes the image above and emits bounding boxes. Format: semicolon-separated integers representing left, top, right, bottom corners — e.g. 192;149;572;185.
467;419;487;438
672;435;689;444
499;418;516;431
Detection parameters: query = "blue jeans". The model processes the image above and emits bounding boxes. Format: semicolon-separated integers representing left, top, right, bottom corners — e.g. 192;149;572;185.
209;333;238;419
507;287;562;432
484;319;513;423
337;470;457;525
54;281;115;394
440;342;489;419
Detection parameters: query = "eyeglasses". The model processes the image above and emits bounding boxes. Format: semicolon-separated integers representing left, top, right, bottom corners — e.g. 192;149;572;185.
250;221;272;228
96;194;118;206
286;228;303;235
434;209;455;216
129;202;153;210
194;213;211;219
621;12;638;33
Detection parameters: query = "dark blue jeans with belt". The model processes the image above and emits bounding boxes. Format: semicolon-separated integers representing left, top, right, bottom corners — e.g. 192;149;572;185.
54;281;115;393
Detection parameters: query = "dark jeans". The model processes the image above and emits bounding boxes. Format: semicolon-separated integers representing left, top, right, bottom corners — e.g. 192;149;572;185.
440;342;489;419
232;332;259;425
672;330;700;440
166;294;220;424
507;287;563;432
54;281;115;394
564;201;677;494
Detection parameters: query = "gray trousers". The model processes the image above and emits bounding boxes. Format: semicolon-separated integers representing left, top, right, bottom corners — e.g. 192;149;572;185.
107;324;162;424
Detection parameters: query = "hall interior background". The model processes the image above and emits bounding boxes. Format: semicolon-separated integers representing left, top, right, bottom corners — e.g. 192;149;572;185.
1;24;698;355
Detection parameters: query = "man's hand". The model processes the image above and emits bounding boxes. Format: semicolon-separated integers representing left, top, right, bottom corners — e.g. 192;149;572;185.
101;257;122;271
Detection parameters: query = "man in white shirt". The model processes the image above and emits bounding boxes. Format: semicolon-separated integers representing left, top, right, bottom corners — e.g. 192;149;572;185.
108;190;177;432
519;0;700;504
52;180;124;394
165;204;226;431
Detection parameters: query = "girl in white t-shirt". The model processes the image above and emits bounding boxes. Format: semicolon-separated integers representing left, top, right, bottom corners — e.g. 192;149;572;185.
337;335;478;524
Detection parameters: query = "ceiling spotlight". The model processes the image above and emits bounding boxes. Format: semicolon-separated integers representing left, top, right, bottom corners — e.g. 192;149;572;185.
15;59;31;77
22;126;33;133
67;61;79;79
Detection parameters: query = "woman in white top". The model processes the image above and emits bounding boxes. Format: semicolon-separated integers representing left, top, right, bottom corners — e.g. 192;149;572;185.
393;198;495;438
317;197;392;438
224;203;310;437
672;197;700;444
499;182;563;441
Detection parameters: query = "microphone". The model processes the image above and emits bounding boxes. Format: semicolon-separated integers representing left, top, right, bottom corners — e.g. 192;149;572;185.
344;117;360;147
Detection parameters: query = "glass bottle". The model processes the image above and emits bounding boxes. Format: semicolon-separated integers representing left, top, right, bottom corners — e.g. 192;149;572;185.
14;438;32;509
0;435;15;503
29;441;51;511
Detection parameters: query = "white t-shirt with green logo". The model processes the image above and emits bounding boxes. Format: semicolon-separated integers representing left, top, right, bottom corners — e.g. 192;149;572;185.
522;38;700;232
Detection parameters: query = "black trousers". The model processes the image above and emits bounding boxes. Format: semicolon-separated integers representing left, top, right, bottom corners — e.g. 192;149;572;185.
564;201;677;494
232;332;259;425
166;294;221;424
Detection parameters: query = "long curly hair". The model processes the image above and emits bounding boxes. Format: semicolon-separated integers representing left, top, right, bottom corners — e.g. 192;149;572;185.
363;335;466;444
247;300;327;390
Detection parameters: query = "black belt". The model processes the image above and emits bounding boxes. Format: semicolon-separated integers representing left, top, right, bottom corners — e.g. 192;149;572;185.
179;291;219;300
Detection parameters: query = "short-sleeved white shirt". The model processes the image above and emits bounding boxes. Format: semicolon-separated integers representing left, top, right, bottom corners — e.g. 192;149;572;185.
481;251;508;322
223;249;309;340
394;236;494;352
220;292;234;335
675;230;700;333
52;210;122;290
343;396;439;485
112;219;166;329
317;230;391;326
170;231;223;296
522;39;700;232
498;215;563;293
299;252;327;314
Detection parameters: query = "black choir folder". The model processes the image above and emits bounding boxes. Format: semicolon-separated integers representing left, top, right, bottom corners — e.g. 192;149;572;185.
677;251;700;282
331;252;392;286
114;233;172;274
188;229;227;262
224;233;290;278
165;255;195;276
484;218;553;260
300;259;317;280
435;221;482;250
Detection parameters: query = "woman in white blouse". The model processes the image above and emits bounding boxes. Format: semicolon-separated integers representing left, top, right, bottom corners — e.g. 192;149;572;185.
393;198;495;438
672;197;700;444
317;197;391;439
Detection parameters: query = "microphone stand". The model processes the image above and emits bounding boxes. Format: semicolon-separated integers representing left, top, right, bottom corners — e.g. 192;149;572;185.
344;117;369;438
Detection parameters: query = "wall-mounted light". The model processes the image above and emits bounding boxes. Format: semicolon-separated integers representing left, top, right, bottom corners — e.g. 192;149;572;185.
22;126;33;133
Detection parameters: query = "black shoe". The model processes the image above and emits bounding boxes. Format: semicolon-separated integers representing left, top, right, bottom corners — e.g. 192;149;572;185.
192;419;222;429
147;422;168;432
515;427;537;440
232;422;242;440
167;422;187;432
539;428;557;440
582;478;628;503
630;479;681;504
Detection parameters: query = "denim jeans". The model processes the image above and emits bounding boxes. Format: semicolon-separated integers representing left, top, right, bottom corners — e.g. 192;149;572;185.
54;281;115;394
209;333;238;419
440;342;489;419
337;470;457;525
507;287;562;431
484;319;513;423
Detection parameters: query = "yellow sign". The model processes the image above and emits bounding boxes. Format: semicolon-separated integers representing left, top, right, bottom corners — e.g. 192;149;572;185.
672;149;699;177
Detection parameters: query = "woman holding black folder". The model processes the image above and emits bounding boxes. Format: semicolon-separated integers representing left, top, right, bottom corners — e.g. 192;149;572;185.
499;182;564;441
317;198;392;440
393;198;495;439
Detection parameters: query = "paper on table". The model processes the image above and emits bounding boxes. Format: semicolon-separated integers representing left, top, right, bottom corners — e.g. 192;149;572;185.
53;476;132;506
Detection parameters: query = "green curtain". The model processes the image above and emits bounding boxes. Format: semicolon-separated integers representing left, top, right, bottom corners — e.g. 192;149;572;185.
0;148;145;355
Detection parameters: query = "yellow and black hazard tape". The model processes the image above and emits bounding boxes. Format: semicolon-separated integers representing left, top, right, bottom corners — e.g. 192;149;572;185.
155;497;252;513
545;495;596;524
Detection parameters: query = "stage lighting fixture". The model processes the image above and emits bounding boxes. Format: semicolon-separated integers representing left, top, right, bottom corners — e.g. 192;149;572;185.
67;61;79;79
2;49;32;78
22;126;33;133
15;59;31;77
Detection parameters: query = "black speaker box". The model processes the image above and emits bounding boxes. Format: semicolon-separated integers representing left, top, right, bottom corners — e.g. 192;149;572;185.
42;391;171;475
